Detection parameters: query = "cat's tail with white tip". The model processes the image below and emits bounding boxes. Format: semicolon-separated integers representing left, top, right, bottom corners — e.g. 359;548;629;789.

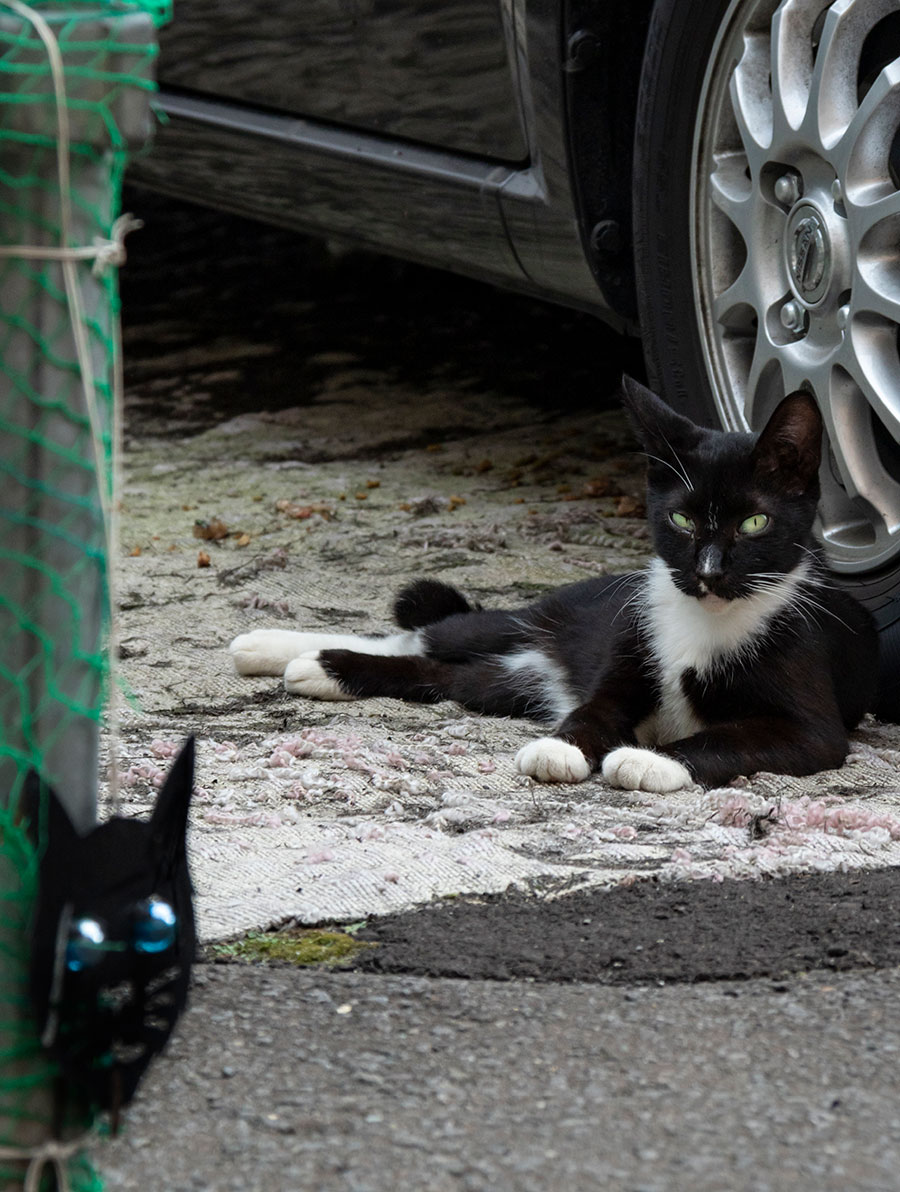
392;579;479;629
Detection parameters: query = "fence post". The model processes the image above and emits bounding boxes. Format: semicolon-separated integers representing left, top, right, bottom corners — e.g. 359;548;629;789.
0;3;168;1186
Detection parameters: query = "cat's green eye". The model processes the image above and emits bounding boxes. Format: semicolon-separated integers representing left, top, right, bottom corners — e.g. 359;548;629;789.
739;513;770;535
669;511;694;532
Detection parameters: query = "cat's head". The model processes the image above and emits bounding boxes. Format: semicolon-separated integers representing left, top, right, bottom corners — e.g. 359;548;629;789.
23;738;196;1127
621;375;822;603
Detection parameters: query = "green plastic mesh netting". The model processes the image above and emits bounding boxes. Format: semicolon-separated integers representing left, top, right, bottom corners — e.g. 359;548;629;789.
0;1;169;1186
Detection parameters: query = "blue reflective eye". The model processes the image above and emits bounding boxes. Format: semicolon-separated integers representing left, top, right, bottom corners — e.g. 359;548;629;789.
133;898;177;954
66;918;106;972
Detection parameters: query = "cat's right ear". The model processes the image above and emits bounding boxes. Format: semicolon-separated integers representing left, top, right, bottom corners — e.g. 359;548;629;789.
149;736;195;868
751;391;822;495
620;375;703;478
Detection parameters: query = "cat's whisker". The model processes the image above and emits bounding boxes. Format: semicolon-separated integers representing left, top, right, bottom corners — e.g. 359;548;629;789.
792;545;840;590
747;572;856;633
636;450;694;492
658;430;696;492
594;573;642;615
784;597;815;631
612;584;648;624
793;543;825;564
788;589;854;632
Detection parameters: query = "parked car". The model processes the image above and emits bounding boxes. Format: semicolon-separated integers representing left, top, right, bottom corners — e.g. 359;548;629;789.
132;0;900;717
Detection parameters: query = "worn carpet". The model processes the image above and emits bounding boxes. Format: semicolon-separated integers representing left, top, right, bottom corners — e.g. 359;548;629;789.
113;365;900;943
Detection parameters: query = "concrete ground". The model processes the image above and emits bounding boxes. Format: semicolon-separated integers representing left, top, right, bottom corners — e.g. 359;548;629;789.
95;191;900;1191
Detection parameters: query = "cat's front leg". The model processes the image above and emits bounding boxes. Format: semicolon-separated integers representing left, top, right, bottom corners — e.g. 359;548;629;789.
516;679;656;785
647;716;848;788
516;652;657;784
515;737;695;791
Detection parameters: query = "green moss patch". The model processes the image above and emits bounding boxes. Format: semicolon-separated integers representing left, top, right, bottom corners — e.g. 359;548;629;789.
211;926;376;968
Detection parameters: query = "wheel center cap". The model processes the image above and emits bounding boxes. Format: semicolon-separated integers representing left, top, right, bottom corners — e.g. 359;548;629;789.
786;203;832;305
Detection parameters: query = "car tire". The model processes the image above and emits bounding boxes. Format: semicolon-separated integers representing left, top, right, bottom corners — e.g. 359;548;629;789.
633;0;900;720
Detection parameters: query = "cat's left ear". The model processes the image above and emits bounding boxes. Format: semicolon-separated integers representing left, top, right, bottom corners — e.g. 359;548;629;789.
149;736;195;867
620;375;704;468
751;392;822;495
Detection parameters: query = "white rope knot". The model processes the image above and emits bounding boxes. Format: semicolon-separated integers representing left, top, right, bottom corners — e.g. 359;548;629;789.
90;213;144;276
0;1133;88;1192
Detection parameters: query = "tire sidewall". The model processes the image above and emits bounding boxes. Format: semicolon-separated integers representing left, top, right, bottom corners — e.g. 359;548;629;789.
633;0;735;425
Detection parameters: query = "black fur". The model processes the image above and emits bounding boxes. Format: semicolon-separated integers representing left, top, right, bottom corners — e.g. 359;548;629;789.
393;578;477;629
316;378;878;787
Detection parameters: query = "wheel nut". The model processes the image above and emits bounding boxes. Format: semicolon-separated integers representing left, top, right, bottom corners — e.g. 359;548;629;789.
832;178;844;204
837;303;850;329
775;172;802;205
780;299;806;333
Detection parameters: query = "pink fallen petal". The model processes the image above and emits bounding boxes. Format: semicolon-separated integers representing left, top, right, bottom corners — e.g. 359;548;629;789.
150;739;179;758
304;848;336;864
610;825;638;840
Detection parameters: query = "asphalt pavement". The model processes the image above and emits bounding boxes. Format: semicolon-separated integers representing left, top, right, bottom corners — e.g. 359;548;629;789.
102;963;900;1191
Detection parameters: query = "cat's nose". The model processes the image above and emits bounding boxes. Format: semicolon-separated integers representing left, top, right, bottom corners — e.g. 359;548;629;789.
696;543;724;579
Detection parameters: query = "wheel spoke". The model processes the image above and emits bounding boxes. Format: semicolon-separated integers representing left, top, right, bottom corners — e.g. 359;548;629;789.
853;271;900;325
742;324;785;428
770;0;825;136
712;265;756;327
709;161;754;241
849;183;900;242
804;0;900;152
837;58;900;193
843;314;900;442
729;55;772;172
818;365;900;535
769;5;795;132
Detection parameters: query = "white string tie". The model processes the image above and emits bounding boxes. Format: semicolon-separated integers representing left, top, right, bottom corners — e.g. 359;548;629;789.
0;1133;90;1192
0;212;144;275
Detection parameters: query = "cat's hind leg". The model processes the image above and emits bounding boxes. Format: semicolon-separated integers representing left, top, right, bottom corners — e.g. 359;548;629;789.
230;629;422;677
286;648;557;717
284;649;455;703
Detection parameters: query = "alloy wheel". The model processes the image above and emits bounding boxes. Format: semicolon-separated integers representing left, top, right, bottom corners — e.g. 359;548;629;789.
693;0;900;573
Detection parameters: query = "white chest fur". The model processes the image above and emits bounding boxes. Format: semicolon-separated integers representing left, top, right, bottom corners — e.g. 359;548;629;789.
635;557;809;746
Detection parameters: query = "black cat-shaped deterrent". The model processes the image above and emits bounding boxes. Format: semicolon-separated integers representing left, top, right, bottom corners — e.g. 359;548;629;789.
23;737;196;1130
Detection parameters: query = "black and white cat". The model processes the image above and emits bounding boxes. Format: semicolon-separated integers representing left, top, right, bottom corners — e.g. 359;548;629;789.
230;377;878;793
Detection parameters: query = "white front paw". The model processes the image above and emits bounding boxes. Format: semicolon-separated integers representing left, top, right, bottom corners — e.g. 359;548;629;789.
602;747;692;793
515;738;592;783
283;652;354;701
